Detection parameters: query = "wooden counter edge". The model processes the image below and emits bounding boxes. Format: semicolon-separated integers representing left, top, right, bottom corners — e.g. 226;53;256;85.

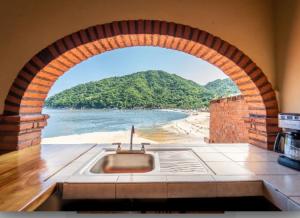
20;183;57;212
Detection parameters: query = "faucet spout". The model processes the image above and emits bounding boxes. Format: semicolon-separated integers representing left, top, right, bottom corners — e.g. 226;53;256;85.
130;125;135;150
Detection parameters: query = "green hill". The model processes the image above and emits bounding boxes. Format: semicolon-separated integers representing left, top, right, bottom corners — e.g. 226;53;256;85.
45;70;239;110
204;78;240;99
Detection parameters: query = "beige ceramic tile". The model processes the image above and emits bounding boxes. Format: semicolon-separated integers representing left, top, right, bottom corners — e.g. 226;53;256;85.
216;181;263;197
117;175;167;183
205;161;254;175
166;175;214;182
66;175;118;183
238;162;299;175
263;182;289;211
116;183;167;199
72;152;99;163
290;197;300;205
289;197;300;211
47;175;70;183
63;183;115;199
288;199;300;211
212;146;249;153
168;182;217;198
261;175;300;196
212;175;261;181
88;145;105;153
196;152;232;162
210;143;249;147
192;147;218;153
224;152;279;162
246;145;270;153
48;162;84;182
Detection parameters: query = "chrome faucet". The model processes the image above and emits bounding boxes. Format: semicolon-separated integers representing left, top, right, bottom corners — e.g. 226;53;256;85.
113;125;150;154
130;125;135;150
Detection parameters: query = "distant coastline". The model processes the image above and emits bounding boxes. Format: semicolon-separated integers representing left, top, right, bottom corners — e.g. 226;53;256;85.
42;109;209;145
43;106;209;113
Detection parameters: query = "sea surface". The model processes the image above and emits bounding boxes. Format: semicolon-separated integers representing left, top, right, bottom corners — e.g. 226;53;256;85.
42;109;188;138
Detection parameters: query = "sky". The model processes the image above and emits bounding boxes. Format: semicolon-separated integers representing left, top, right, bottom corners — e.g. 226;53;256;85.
48;46;228;97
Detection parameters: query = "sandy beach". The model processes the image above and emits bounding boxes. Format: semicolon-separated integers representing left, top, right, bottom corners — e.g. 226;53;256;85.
41;111;210;145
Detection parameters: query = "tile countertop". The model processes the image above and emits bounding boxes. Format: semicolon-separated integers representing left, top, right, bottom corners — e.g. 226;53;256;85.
1;143;300;211
51;143;300;211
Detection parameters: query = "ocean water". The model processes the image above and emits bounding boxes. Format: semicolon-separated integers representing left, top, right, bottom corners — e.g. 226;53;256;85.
42;109;188;138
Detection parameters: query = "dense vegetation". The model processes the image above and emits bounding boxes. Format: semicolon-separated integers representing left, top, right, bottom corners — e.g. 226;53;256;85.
204;78;240;99
45;70;240;110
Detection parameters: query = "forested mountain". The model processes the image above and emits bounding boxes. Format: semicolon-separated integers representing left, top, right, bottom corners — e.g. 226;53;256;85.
45;70;239;109
204;78;240;99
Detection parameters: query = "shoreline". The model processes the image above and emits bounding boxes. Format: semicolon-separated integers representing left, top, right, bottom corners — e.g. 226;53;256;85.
41;111;209;145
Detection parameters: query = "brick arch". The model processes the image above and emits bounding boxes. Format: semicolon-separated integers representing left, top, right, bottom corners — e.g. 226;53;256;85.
0;20;279;151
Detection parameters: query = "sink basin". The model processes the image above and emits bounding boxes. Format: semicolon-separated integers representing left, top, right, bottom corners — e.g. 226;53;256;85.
90;153;155;174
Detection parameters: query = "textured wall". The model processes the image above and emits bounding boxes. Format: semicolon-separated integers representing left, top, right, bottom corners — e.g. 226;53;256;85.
275;0;300;113
0;0;276;114
209;95;249;143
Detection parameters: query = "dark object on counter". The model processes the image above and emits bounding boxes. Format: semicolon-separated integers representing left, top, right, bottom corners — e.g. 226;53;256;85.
274;113;300;170
278;155;300;171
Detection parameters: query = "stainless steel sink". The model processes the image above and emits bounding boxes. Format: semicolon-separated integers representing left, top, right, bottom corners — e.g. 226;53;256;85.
90;153;155;174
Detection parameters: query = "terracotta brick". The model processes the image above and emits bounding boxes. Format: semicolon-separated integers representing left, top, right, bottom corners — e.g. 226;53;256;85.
202;50;218;62
137;34;145;46
61;52;81;65
71;32;82;47
183;25;192;40
19;106;43;114
165;35;174;49
171;37;181;50
42;65;64;76
128;20;136;34
87;27;98;42
47;44;60;58
144;20;152;34
128;35;139;47
27;83;50;93
99;37;113;51
212;37;222;51
224;45;236;58
145;34;152;46
79;30;89;44
178;38;189;52
232;50;243;63
158;35;167;48
1;20;279;151
55;40;67;54
24;62;39;75
31;56;46;69
175;24;183;38
84;41;100;55
209;95;249;143
50;59;70;72
114;35;126;48
137;20;145;34
198;31;208;44
189;43;202;56
205;34;214;47
32;77;55;87
238;55;250;68
195;45;209;58
152;20;159;34
183;40;195;53
76;45;93;58
191;28;200;42
206;52;223;64
152;34;159;46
